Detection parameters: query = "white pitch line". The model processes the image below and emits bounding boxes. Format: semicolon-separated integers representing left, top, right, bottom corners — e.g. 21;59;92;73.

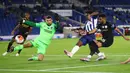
0;69;114;73
44;71;114;73
39;63;118;71
0;63;118;72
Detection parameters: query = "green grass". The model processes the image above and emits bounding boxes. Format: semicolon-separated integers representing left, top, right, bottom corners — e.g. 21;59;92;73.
0;36;130;73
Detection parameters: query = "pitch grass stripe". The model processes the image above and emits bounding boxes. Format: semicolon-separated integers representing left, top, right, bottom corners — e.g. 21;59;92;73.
0;69;114;73
2;54;130;57
46;55;130;57
0;63;118;72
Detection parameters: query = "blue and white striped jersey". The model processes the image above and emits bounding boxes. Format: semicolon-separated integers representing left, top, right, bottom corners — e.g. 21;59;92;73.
84;17;98;32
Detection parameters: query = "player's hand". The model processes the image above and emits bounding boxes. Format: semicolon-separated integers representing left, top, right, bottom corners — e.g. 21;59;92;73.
20;19;26;25
79;30;87;35
11;31;15;35
74;30;79;33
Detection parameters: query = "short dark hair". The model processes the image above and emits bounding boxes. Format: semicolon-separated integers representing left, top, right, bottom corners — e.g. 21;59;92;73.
99;14;106;18
46;15;52;19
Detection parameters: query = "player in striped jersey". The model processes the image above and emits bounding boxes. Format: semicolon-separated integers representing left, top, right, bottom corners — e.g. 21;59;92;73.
81;14;130;62
64;11;104;61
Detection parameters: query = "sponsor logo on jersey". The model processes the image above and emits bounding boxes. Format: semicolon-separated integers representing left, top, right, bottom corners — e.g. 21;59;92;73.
44;29;52;33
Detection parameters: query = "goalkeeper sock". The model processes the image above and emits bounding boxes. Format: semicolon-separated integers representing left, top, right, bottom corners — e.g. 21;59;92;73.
14;45;23;51
32;56;38;61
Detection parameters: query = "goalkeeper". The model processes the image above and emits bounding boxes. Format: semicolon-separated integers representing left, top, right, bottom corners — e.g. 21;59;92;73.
9;15;60;61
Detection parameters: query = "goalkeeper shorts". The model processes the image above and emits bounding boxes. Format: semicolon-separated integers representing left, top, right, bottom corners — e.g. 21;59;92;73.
30;39;48;55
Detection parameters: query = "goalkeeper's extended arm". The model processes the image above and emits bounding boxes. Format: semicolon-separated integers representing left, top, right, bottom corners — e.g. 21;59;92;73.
23;20;36;27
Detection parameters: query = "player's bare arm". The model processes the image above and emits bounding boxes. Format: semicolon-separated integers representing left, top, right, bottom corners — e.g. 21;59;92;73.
87;28;97;34
90;12;99;16
121;58;130;64
25;27;32;35
72;28;97;36
115;27;130;41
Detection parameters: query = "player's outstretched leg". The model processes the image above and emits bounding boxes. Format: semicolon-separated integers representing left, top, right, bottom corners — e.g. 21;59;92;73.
28;42;47;61
2;39;15;56
80;55;92;62
80;41;96;62
64;40;82;58
96;52;106;61
121;58;130;64
28;54;44;61
9;42;32;53
15;39;26;56
64;50;73;58
15;49;22;56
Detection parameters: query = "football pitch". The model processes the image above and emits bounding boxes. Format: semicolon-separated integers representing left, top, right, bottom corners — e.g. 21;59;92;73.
0;36;130;73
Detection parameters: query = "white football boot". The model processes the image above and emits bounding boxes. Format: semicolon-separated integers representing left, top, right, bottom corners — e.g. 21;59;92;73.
96;52;106;61
64;50;73;58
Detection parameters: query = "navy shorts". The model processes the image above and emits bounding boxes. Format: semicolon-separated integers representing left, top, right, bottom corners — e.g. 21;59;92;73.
79;34;96;46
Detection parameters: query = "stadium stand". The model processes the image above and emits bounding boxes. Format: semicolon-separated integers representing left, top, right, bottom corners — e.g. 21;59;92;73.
0;0;130;36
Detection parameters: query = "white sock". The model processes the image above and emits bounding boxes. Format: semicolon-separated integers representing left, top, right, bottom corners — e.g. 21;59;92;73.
87;55;92;59
70;45;80;56
97;52;103;57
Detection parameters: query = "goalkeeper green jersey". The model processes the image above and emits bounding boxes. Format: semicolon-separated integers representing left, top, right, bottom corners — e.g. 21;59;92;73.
34;22;57;45
24;20;59;45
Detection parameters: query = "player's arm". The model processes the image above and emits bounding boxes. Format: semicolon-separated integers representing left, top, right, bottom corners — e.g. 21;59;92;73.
93;24;102;48
90;12;99;16
87;28;97;34
115;27;130;41
71;28;82;33
11;24;20;35
28;27;32;34
78;28;97;36
25;27;32;35
73;28;97;35
22;20;41;27
80;28;97;35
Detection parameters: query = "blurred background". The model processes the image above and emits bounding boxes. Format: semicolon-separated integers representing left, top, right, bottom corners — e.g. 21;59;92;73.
0;0;130;40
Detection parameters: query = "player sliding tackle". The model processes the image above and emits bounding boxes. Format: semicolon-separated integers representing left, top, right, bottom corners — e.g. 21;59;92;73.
9;15;60;61
64;13;130;62
80;14;130;61
64;11;106;61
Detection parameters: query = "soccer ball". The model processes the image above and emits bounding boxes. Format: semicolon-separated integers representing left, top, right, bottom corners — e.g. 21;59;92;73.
15;35;24;44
